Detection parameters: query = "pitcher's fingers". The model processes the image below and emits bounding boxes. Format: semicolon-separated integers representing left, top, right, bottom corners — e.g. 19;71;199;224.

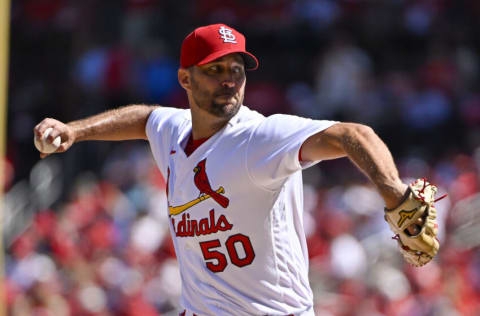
57;142;70;153
47;128;62;143
40;152;49;159
34;120;52;138
406;224;421;236
34;122;46;138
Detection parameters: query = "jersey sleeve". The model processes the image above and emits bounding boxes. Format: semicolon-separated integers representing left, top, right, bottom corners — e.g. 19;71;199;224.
246;114;337;190
145;107;185;178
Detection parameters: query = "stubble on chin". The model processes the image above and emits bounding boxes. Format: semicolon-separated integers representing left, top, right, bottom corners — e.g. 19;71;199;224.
193;92;242;119
210;100;241;118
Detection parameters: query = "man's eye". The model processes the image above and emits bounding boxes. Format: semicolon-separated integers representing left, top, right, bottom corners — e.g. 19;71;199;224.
208;66;219;72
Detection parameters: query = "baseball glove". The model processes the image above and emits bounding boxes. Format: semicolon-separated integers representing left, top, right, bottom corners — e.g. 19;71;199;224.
384;178;446;267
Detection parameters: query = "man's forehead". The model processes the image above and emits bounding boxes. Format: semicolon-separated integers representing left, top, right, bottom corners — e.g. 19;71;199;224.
206;53;245;65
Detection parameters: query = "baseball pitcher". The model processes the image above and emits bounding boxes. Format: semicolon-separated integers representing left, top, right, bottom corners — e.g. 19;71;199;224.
34;24;443;316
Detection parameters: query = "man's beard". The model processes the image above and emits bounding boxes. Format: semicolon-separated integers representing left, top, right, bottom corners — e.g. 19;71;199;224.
210;97;242;118
193;90;243;119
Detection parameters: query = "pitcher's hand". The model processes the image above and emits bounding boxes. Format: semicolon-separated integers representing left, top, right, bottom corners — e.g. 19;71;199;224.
34;118;76;158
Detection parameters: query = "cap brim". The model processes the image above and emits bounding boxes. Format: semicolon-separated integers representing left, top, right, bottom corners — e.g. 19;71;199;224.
197;49;259;71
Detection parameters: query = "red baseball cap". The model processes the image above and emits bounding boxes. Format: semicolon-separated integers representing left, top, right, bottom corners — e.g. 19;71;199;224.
180;24;259;71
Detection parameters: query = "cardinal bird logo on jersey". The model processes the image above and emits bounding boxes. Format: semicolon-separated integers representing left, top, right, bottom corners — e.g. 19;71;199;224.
193;159;229;208
168;158;229;216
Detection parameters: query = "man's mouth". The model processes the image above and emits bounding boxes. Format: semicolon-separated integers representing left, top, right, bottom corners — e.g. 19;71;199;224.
217;94;235;99
215;90;236;98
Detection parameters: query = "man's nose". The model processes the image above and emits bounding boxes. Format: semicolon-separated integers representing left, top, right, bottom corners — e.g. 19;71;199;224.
220;70;238;88
221;80;235;89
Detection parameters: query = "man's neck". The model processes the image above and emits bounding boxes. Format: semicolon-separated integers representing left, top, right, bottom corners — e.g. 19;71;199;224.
190;107;232;140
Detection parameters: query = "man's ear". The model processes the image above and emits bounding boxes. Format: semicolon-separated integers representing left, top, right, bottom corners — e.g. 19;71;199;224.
178;68;191;91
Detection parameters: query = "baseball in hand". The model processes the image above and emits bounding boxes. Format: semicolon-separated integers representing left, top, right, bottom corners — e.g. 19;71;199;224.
34;127;61;154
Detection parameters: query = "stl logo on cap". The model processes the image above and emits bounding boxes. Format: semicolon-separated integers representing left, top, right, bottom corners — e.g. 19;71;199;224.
219;26;237;44
180;23;259;70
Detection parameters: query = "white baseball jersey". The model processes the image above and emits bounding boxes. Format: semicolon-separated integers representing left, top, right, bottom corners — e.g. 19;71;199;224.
146;105;336;316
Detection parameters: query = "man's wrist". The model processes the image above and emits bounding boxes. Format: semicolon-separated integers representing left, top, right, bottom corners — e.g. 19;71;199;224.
380;181;409;210
67;122;82;143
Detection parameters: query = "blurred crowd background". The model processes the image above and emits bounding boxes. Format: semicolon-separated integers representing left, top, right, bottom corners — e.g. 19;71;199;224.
4;0;480;315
